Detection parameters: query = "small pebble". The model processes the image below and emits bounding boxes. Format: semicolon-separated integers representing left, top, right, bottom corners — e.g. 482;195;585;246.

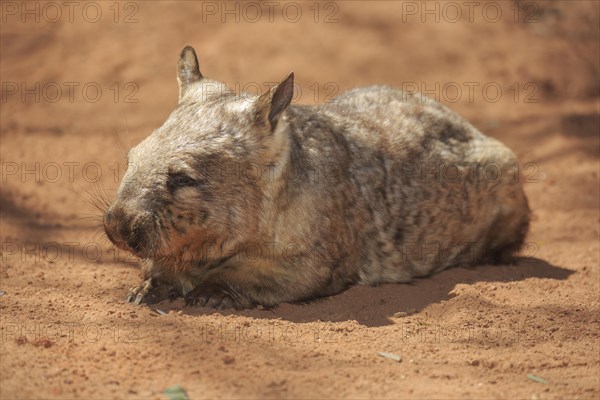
378;351;402;362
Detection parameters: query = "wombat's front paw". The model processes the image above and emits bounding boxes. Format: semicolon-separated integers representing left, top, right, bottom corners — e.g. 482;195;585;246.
126;278;155;304
184;283;245;310
126;278;180;305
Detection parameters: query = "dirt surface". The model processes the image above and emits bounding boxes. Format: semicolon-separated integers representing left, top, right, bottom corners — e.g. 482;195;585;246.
1;1;599;399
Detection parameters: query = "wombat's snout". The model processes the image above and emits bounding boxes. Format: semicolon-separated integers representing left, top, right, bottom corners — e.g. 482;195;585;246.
104;204;145;254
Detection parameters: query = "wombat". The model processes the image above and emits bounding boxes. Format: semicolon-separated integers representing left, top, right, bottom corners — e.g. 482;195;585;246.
103;46;530;309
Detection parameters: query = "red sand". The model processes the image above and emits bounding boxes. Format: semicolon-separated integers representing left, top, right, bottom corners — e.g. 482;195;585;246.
1;1;599;398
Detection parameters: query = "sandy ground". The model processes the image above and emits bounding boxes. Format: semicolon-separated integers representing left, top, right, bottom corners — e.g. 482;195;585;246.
1;1;599;399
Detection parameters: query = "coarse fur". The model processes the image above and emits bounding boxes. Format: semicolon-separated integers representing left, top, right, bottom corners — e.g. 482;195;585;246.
104;46;530;309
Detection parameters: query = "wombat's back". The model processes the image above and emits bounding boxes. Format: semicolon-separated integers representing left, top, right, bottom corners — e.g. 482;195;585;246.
330;85;515;166
291;86;530;284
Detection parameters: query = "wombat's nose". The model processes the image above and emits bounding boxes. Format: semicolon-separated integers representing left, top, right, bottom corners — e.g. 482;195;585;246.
104;206;129;247
104;205;147;255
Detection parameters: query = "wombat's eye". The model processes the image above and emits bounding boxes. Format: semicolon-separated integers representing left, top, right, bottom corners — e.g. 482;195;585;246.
167;172;197;192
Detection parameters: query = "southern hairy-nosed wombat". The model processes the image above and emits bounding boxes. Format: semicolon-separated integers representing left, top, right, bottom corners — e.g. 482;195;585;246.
104;46;530;309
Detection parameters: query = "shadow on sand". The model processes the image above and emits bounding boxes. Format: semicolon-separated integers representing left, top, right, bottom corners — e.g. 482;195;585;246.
161;256;573;327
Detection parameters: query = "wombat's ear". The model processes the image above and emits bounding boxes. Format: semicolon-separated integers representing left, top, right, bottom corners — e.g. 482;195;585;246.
177;46;203;101
257;72;294;131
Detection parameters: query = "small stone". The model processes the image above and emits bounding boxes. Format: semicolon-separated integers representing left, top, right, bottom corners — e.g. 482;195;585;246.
223;356;235;365
378;352;402;362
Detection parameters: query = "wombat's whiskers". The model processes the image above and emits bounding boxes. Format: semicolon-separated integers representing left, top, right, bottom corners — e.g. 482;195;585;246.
71;181;113;244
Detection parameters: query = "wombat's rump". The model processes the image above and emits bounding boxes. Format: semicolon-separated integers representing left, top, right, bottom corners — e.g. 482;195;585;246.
103;46;529;309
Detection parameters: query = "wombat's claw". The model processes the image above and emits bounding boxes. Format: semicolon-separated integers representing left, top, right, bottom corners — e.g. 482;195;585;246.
126;278;154;305
184;285;235;310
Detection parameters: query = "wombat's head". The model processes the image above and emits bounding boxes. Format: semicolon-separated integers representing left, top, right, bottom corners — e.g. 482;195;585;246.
104;46;294;264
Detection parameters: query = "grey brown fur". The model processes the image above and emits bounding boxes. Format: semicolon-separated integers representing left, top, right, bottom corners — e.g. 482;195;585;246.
103;46;530;309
